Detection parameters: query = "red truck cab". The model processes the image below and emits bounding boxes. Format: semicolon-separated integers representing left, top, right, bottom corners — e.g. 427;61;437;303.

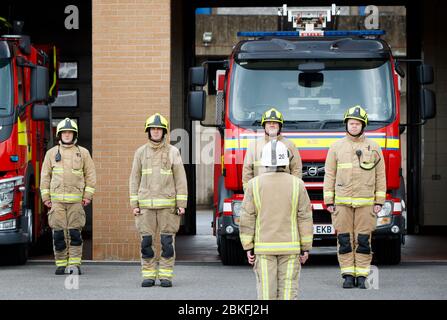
0;22;57;264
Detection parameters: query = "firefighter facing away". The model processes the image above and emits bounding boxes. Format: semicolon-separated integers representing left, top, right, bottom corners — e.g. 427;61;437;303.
129;113;188;288
239;140;313;300
323;106;386;289
242;107;302;191
40;118;96;275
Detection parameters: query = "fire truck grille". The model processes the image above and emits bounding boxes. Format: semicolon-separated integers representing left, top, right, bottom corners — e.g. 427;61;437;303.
307;189;323;201
302;162;325;182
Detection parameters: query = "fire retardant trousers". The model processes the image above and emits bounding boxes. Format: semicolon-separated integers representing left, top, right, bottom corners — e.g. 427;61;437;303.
48;202;86;268
254;254;301;300
135;208;181;281
331;205;377;278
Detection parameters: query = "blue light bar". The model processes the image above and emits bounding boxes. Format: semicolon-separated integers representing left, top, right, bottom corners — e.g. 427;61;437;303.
237;30;385;38
324;30;385;36
10;155;19;162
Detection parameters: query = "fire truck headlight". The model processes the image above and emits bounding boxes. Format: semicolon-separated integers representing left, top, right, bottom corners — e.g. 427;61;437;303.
232;201;242;225
0;181;14;192
0;182;15;215
376;201;393;227
377;201;393;217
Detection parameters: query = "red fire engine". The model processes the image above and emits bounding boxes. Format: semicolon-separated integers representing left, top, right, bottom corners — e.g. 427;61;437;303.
0;19;58;264
188;7;436;265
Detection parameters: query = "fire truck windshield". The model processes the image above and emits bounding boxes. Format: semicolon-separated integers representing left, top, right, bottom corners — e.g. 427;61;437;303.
229;59;394;129
0;59;12;117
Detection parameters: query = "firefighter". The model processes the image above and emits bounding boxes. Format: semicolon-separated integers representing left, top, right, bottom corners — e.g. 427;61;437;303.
242;107;302;191
129;113;188;288
323;106;386;289
239;140;313;300
40;118;96;275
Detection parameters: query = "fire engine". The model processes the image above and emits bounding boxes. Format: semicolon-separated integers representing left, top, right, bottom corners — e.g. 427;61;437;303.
0;19;58;264
188;6;436;265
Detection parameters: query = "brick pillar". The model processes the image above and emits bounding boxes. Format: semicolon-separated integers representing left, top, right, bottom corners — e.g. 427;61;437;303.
92;0;171;260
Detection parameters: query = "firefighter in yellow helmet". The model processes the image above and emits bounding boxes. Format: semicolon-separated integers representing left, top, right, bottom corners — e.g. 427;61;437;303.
129;113;188;288
40;118;96;275
242;107;302;191
323;106;386;289
240;140;313;300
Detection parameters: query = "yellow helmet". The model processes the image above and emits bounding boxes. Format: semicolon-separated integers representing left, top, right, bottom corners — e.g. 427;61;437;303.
56;118;78;136
145;113;169;132
261;108;284;126
344;105;368;126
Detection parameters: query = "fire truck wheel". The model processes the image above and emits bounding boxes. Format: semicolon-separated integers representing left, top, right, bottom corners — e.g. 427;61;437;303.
372;237;401;265
219;236;246;266
1;244;28;266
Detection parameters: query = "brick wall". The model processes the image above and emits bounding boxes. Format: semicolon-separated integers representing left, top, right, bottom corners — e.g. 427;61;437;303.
92;0;171;260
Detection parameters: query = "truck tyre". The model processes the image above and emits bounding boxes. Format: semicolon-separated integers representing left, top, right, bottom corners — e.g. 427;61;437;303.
373;237;401;265
1;244;28;266
219;236;246;265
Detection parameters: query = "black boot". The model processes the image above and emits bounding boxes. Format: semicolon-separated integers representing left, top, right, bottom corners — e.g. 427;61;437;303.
357;276;367;289
55;266;66;275
141;279;155;287
342;275;355;289
160;279;172;287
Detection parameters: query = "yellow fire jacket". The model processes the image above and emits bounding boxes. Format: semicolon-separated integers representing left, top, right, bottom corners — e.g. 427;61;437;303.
323;134;387;207
129;138;188;209
239;171;313;255
40;143;96;203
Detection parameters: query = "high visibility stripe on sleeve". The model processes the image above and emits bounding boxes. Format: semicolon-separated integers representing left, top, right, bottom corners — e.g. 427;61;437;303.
85;186;95;194
176;195;188;201
41;189;50;196
142;169;152;175
130;195;138;201
160;169;173;175
324;191;334;197
375;191;386;198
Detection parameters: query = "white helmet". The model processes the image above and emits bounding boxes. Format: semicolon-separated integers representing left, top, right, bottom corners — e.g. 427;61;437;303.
261;140;290;167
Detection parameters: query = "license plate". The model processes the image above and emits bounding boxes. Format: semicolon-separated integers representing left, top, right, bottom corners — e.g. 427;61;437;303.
313;224;335;235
